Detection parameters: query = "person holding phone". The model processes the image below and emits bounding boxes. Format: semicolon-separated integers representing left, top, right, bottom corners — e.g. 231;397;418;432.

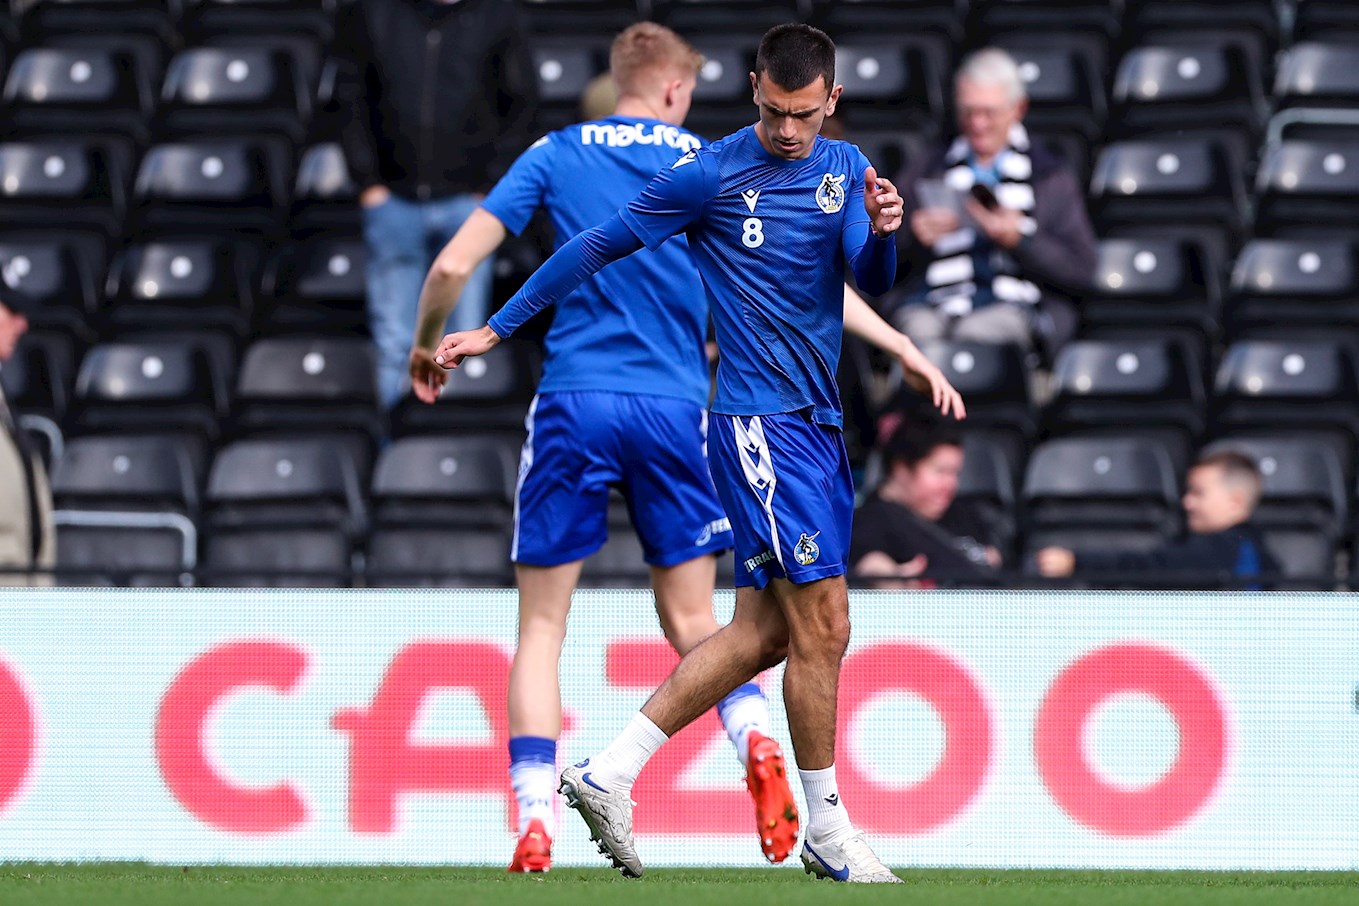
885;48;1097;357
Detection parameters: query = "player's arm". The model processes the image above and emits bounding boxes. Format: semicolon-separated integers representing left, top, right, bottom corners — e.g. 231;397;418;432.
435;149;711;369
409;209;508;402
842;165;903;297
842;285;965;419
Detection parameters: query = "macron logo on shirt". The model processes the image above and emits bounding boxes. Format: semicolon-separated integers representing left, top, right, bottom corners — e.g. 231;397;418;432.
581;122;701;152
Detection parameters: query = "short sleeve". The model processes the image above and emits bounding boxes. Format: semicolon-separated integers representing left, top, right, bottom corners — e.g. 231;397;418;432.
619;149;713;251
481;134;556;236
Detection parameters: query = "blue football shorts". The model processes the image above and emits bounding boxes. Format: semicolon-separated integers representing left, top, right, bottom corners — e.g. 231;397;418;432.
707;412;854;589
512;390;733;568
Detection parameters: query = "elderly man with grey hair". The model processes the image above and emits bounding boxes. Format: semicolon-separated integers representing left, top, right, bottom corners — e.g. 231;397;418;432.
886;47;1097;356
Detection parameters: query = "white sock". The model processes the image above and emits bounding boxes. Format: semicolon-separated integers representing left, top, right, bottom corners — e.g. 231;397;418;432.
800;764;853;843
717;683;771;766
585;712;669;791
510;761;556;836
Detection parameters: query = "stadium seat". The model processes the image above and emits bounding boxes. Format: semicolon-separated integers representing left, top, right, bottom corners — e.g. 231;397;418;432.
661;0;810;34
1090;138;1249;257
70;337;229;446
369;434;518;529
19;0;178;46
813;0;965;46
104;238;259;335
1110;43;1267;161
258;235;366;335
1224;238;1359;338
690;36;756;107
993;41;1104;146
970;2;1120;83
1211;339;1359;472
158;45;312;142
1081;237;1220;337
132;137;290;236
1254;138;1359;238
1021;435;1183;561
290;142;358;234
0;230;105;334
1;328;73;468
1045;339;1206;469
232;335;382;454
181;0;338;43
51;433;203;515
906;341;1034;471
0;138;132;237
390;338;539;437
1200;435;1347;580
205;435;368;536
831;39;944;131
2;45;155;143
365;526;513;588
1274;43;1359;112
202;527;351;587
531;36;610;132
55;509;197;586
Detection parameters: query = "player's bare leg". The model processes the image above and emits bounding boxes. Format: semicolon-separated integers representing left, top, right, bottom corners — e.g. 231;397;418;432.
651;558;799;862
560;587;788;876
506;560;582;872
769;574;901;884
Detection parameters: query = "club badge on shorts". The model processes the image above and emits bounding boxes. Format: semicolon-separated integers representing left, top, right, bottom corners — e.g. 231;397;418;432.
816;173;846;214
794;531;822;566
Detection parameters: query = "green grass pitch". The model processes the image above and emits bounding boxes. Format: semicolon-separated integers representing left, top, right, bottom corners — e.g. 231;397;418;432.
2;866;1358;906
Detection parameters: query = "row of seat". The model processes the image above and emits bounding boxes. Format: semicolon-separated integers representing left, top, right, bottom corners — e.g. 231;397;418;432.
47;428;1355;586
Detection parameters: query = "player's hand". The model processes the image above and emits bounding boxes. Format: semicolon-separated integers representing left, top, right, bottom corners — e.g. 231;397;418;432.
1035;547;1076;577
965;197;1025;250
897;337;966;419
910;208;961;247
409;346;447;404
864;167;903;239
434;325;501;369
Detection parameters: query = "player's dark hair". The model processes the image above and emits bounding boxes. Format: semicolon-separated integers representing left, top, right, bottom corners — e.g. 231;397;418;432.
755;23;837;94
884;418;963;469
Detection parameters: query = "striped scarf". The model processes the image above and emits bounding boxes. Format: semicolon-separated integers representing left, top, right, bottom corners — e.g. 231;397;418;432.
924;124;1041;317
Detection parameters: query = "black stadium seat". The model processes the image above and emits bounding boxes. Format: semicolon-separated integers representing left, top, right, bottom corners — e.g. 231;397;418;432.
0;138;131;237
1274;43;1359;112
2;45;155;143
258;235;366;334
390;338;539;436
1081;236;1220;340
1225;238;1359;337
956;433;1016;562
1021;435;1183;561
132;137;290;236
232;335;382;453
0;230;104;334
70;338;229;447
52;433;203;515
104;238;259;335
1254;138;1359;238
159;46;312;142
365;434;520;587
1045;339;1206;469
290;142;358;234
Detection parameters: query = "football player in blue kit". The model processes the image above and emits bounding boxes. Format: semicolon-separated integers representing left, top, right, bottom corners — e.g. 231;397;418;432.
428;23;959;883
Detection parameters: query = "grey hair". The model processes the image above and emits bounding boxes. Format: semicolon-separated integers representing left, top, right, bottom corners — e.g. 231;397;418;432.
955;48;1027;105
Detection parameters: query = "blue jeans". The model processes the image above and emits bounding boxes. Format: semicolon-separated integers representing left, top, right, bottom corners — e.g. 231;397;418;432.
362;192;494;409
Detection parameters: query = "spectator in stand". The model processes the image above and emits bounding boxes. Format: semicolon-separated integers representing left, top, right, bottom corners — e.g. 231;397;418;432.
850;417;1000;587
885;48;1096;357
341;0;538;408
1036;450;1279;583
0;294;54;586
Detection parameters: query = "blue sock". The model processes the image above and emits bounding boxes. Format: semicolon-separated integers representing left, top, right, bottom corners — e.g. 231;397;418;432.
509;736;557;835
717;683;771;766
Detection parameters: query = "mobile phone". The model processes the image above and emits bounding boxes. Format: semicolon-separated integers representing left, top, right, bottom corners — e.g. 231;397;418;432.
969;183;1000;211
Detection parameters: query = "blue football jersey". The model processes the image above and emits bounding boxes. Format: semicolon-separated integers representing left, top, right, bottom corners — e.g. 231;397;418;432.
618;126;892;428
481;116;709;405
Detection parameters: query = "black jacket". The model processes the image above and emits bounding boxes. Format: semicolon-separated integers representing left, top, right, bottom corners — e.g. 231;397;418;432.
340;0;537;200
1073;524;1281;585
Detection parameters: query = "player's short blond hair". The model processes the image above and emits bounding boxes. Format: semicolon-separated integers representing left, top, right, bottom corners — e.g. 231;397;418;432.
610;22;703;97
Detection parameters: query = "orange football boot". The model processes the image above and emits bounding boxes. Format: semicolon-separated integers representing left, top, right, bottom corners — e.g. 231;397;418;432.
508;818;552;873
745;731;800;863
